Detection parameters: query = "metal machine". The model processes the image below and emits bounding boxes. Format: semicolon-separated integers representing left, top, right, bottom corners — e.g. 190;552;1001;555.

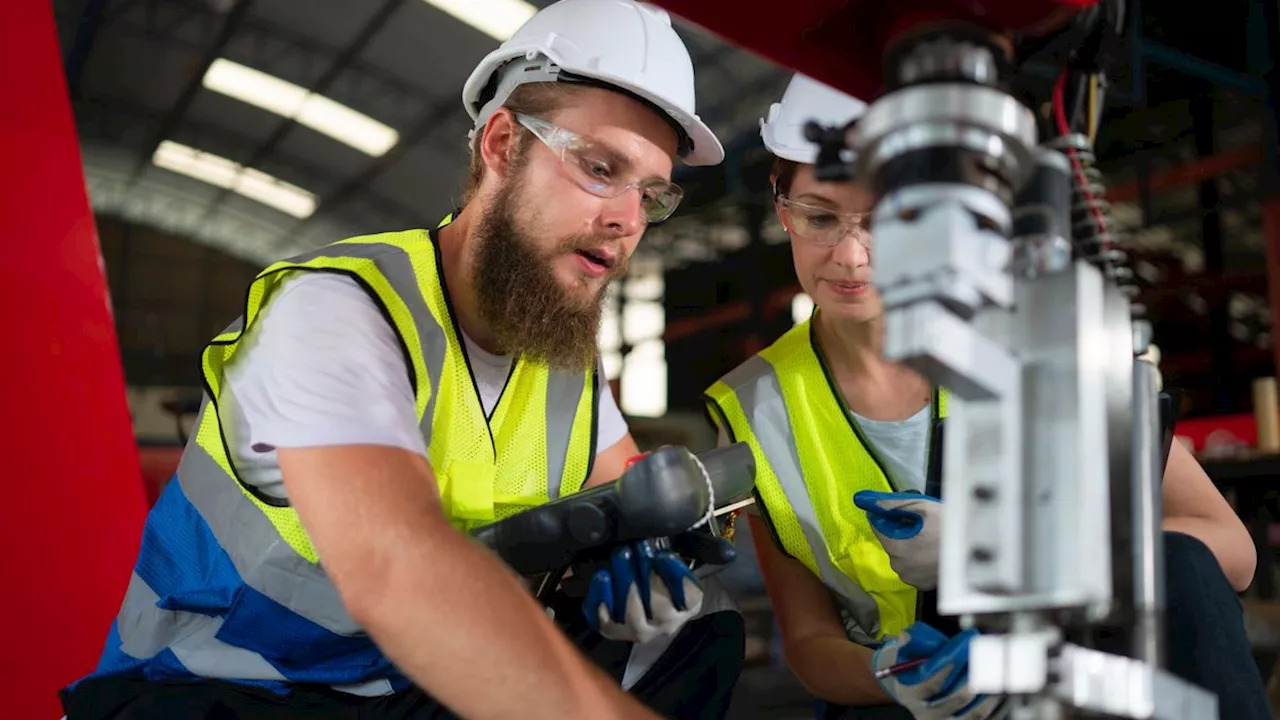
651;1;1216;717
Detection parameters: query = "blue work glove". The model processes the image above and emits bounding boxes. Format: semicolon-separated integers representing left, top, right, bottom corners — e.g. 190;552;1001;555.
583;539;703;643
872;621;1005;720
854;490;942;590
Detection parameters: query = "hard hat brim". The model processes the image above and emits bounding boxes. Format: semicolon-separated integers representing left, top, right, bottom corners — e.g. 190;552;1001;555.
761;135;819;165
616;82;724;167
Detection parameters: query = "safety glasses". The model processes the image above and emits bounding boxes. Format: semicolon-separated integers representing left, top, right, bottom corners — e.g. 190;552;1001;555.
777;196;872;249
514;113;684;224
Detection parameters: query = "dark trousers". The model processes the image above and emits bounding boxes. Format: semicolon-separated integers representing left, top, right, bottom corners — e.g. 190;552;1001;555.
819;532;1274;719
60;611;745;720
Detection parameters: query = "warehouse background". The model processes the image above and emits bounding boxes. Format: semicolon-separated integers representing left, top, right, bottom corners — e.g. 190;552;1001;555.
34;0;1280;716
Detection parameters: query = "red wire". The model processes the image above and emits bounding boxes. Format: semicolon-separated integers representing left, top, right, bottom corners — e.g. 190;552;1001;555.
1053;70;1110;250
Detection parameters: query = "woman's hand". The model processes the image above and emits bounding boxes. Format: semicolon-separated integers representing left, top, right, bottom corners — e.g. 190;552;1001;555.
854;490;943;590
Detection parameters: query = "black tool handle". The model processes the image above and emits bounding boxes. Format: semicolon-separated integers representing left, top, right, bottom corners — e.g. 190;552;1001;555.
472;443;755;577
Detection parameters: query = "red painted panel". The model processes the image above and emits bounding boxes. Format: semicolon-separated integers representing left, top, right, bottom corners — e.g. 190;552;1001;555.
0;3;147;716
653;0;1098;101
1176;414;1258;454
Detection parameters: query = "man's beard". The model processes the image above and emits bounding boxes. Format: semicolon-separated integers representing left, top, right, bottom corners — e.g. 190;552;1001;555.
471;174;628;372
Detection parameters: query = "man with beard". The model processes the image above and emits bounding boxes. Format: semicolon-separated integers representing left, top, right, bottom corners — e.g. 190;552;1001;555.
58;2;743;720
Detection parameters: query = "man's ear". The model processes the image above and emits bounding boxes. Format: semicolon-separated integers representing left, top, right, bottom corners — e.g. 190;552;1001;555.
479;109;520;179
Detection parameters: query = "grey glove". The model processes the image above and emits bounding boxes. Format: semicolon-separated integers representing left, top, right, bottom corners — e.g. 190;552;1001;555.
854;490;942;590
872;622;1006;720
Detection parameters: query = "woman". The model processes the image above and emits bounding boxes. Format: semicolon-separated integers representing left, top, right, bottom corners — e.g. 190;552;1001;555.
704;73;1266;720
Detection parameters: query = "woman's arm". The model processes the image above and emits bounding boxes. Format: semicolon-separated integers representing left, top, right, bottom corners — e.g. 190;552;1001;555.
1161;439;1256;591
749;513;890;706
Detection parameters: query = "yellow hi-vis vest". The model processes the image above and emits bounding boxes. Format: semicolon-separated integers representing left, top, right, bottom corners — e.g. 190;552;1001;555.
97;220;599;693
200;222;600;545
704;319;946;645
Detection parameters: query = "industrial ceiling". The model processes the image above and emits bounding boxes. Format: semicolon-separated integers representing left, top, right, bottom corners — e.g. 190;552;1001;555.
56;0;790;267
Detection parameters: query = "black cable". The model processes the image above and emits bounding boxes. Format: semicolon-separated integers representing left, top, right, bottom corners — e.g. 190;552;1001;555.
1013;5;1101;66
1070;73;1090;132
1078;0;1126;76
1094;73;1109;139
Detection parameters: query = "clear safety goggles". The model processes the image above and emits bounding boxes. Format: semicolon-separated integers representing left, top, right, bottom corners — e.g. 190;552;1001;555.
777;196;872;249
514;113;684;224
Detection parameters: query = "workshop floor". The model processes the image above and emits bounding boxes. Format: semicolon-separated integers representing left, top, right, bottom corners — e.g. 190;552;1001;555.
719;517;817;720
725;665;815;720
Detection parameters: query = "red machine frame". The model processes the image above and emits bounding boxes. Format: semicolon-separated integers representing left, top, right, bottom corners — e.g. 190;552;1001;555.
652;0;1099;101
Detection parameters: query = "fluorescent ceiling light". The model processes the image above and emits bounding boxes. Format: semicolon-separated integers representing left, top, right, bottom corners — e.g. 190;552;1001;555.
154;140;318;219
202;59;399;157
421;0;536;41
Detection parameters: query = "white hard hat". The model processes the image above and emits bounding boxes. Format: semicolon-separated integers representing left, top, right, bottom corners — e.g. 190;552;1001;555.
760;73;868;164
462;0;724;167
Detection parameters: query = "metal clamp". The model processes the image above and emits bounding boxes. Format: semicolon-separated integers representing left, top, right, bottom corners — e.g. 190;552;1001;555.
970;635;1219;719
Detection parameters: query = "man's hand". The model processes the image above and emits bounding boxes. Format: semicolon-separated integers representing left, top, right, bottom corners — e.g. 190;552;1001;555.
854;490;942;590
872;622;1005;720
584;539;703;643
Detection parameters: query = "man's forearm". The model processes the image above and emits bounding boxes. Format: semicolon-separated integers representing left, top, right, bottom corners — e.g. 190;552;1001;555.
786;635;890;707
278;444;658;719
355;520;658;720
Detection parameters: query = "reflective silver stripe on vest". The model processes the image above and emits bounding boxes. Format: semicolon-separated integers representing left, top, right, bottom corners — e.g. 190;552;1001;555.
177;411;360;633
545;369;589;499
286;241;448;446
219;316;245;336
117;571;287;682
116;571;396;697
724;356;883;645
